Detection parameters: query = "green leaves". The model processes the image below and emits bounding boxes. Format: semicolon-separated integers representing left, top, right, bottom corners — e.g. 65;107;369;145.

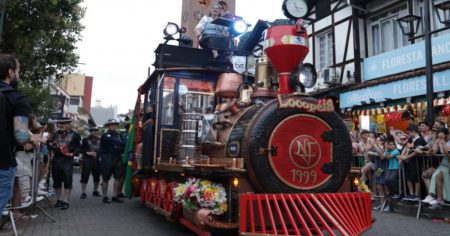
1;0;85;87
19;83;54;119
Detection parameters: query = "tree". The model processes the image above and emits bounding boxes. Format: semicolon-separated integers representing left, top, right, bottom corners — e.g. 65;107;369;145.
20;83;54;120
1;0;85;87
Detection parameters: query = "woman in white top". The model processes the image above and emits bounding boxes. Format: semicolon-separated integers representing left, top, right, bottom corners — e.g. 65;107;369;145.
194;4;229;49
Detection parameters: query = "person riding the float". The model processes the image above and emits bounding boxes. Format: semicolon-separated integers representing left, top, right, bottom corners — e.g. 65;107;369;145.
194;3;229;50
48;117;81;210
100;118;125;203
80;126;102;199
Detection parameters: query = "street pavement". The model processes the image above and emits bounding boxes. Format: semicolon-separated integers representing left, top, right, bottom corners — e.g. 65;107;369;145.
1;168;194;236
366;208;450;236
1;168;449;236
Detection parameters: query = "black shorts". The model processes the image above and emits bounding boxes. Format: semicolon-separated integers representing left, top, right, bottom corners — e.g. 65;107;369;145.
101;154;123;181
52;157;74;189
385;170;399;194
404;156;423;182
80;157;101;183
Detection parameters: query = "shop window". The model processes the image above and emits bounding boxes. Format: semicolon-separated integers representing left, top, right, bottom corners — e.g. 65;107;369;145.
161;77;176;126
369;5;409;56
69;97;80;106
317;31;334;70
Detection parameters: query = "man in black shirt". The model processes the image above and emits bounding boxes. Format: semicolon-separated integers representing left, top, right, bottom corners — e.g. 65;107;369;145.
48;118;81;210
100;118;125;203
80;127;101;199
0;54;39;214
400;124;427;201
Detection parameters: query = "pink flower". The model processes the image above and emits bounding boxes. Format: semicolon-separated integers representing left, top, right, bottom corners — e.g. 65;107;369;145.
185;185;196;198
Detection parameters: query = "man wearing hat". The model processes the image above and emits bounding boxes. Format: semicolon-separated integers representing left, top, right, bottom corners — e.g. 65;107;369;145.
80;126;102;199
48;117;81;210
100;118;125;203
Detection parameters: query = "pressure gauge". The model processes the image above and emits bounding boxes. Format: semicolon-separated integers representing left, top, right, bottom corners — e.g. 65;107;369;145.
282;0;309;19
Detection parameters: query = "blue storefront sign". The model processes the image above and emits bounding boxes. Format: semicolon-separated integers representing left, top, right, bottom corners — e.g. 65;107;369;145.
363;33;450;81
340;69;450;108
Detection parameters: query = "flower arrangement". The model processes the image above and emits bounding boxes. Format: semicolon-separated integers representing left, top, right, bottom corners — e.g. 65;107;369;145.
174;178;228;215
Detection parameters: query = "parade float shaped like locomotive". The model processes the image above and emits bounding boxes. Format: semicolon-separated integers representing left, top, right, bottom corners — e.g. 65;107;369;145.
133;1;372;235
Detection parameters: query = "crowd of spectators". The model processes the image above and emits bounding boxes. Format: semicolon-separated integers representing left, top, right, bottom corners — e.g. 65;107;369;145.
351;121;450;211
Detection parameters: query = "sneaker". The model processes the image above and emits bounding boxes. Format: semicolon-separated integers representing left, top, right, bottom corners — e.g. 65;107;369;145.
61;202;69;210
383;206;393;212
36;196;44;202
372;205;382;210
112;197;124;203
428;203;444;210
422;195;435;204
410;196;420;202
402;195;414;201
21;199;32;207
54;200;62;208
429;199;444;206
389;194;400;200
23;196;31;202
93;191;101;197
80;193;87;199
360;183;371;193
103;197;112;203
117;193;125;198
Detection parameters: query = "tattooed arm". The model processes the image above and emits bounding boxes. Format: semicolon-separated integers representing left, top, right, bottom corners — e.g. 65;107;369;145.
13;115;41;146
13;115;30;145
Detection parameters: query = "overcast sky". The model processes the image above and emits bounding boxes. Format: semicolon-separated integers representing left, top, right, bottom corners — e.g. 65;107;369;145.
77;0;285;113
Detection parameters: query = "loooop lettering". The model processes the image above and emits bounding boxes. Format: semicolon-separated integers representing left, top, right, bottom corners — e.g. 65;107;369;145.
277;95;335;112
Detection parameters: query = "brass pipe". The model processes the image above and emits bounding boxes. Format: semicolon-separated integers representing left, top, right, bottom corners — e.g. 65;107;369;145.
252;54;277;98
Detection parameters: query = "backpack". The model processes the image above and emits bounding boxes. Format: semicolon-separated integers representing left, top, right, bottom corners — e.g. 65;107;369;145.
0;87;14;165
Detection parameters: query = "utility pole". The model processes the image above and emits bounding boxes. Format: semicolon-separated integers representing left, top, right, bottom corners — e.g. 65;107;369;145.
424;0;434;123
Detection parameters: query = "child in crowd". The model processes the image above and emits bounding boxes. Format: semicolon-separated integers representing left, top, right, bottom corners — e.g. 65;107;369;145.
384;140;401;211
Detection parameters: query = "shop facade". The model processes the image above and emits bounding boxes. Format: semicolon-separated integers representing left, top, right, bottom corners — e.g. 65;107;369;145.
339;32;450;133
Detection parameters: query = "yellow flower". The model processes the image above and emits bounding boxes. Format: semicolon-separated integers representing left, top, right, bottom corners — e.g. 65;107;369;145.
200;180;212;186
219;203;228;212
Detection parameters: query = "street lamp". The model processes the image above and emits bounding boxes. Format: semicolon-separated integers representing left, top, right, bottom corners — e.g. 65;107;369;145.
397;0;441;123
434;0;450;27
396;14;421;38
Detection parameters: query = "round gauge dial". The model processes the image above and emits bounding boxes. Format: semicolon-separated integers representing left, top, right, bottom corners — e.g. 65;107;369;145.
282;0;309;19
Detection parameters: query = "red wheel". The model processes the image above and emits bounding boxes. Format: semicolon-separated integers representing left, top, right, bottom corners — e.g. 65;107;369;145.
153;179;166;207
140;179;147;204
145;177;157;207
163;182;178;213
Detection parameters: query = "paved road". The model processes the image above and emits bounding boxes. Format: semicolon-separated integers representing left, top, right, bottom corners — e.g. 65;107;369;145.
2;168;194;236
366;208;449;236
1;169;449;235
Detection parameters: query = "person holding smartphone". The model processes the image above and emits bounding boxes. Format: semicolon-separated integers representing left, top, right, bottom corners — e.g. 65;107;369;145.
422;128;450;209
